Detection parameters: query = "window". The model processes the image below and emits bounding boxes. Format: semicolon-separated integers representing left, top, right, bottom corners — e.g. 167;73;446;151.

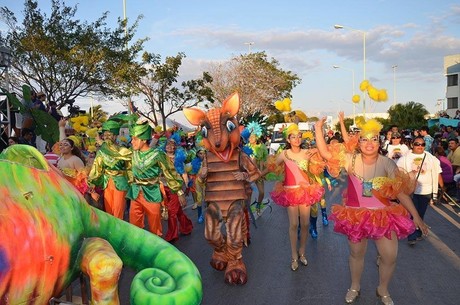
447;97;458;109
447;74;458;87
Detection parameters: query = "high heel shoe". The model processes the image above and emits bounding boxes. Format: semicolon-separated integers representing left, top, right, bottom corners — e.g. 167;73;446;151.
376;288;394;305
298;253;308;266
345;289;360;304
290;259;299;271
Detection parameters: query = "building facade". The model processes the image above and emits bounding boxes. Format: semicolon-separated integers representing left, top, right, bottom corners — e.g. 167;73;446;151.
445;54;460;117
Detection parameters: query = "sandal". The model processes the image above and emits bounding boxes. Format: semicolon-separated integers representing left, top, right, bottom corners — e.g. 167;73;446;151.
345;289;360;303
376;288;394;305
298;253;308;266
291;259;299;271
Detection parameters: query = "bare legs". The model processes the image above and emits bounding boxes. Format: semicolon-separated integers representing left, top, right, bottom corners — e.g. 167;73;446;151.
287;205;310;261
375;232;398;297
347;232;398;297
348;239;368;292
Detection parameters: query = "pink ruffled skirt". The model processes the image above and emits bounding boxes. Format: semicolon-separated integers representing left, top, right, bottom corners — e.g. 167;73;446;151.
330;204;416;243
270;182;324;207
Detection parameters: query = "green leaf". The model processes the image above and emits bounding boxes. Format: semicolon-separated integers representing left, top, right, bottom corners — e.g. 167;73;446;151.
30;109;59;144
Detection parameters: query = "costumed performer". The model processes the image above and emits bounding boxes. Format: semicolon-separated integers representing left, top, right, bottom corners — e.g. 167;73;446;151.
245;122;269;215
188;140;207;224
163;134;193;242
182;92;261;285
88;118;131;219
56;118;88;195
127;122;187;237
314;117;429;305
269;123;325;271
308;170;332;239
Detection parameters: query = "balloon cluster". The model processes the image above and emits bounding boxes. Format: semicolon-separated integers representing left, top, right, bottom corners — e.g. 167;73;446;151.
274;98;308;123
70;115;89;132
274;98;292;112
359;80;388;102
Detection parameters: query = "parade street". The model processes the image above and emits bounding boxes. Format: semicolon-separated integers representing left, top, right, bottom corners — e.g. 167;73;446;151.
69;179;460;305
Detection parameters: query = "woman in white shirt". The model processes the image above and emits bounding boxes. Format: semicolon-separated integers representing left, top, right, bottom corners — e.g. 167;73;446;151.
386;132;409;162
396;136;442;245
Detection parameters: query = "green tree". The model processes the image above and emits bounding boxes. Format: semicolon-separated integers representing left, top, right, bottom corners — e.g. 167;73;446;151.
0;0;146;109
206;51;301;118
388;102;429;130
334;117;354;132
132;52;214;131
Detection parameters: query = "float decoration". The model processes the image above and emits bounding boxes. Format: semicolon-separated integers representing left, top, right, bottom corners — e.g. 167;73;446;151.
0;144;203;305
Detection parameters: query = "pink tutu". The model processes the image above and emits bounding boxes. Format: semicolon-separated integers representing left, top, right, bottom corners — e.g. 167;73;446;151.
270;182;325;207
330;204;416;243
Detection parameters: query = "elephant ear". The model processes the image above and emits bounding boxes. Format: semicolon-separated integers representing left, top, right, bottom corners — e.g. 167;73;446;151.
221;92;240;117
183;107;206;126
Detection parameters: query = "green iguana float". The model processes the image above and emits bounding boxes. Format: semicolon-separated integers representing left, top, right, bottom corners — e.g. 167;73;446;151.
0;145;202;305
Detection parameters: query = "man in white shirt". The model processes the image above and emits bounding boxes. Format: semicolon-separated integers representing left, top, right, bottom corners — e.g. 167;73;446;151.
397;136;443;246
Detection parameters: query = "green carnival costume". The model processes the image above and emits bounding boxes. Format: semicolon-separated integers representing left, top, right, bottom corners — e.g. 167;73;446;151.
88;120;131;219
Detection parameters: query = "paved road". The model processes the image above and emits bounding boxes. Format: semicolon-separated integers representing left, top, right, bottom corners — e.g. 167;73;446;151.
70;178;460;305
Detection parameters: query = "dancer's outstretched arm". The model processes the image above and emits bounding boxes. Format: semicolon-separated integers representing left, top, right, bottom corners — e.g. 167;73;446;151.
314;117;332;161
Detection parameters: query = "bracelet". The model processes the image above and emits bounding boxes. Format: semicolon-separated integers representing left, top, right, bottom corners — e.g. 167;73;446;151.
177;190;184;196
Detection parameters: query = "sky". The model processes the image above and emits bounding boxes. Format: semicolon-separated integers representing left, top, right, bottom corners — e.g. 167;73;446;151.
2;0;460;125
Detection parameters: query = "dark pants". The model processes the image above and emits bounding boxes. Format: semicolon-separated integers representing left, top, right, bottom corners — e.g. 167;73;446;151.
408;193;431;241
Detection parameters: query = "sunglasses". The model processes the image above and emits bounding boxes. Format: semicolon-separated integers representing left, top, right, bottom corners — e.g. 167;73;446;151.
413;142;426;147
391;137;401;139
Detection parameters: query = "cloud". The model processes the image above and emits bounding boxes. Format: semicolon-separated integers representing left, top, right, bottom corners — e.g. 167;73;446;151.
165;18;460;79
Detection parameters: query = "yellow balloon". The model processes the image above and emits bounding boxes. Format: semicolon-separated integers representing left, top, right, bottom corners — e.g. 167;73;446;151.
368;86;379;101
378;89;388;101
352;94;360;103
360;80;370;92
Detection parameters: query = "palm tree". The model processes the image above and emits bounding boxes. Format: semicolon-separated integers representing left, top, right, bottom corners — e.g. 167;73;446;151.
388;102;429;130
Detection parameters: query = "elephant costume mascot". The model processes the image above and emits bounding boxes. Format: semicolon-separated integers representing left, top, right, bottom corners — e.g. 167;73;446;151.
183;92;261;285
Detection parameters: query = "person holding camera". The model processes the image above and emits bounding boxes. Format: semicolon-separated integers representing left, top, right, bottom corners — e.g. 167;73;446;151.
396;136;442;246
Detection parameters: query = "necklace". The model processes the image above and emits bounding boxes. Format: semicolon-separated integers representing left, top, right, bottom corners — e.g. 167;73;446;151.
352;153;378;181
352;153;379;197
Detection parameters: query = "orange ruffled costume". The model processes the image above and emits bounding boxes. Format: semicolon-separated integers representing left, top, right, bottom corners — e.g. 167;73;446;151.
61;168;89;195
330;163;416;243
270;152;325;207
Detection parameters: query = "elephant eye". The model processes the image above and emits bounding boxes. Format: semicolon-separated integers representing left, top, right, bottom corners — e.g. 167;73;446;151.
226;120;236;132
201;126;208;138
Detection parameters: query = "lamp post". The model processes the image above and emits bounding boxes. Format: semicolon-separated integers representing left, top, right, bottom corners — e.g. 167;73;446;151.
333;65;356;126
334;24;367;116
0;45;12;141
122;0;133;115
392;65;397;107
244;42;254;53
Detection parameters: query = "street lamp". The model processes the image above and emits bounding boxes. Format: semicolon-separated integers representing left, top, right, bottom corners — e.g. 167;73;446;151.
122;0;133;115
334;24;366;80
244;42;254;53
392;65;397;107
334;24;367;116
333;65;356;126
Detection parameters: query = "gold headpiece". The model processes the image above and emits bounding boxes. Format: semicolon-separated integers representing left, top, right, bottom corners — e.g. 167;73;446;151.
356;117;382;139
